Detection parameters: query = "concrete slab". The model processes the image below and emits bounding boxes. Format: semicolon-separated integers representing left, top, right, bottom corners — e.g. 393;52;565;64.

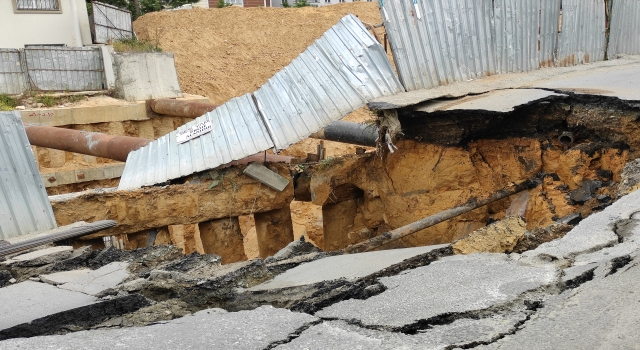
368;56;640;110
250;245;449;291
315;254;558;328
40;262;130;296
414;89;565;113
521;188;640;261
243;163;290;192
532;62;640;101
0;281;95;330
0;306;317;350
482;257;640;350
277;314;528;350
2;246;73;266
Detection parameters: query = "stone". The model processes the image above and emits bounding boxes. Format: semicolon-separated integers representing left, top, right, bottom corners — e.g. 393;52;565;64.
0;306;317;350
315;254;558;328
0;271;12;288
198;217;247;263
250;245;449;292
271;237;321;261
40;262;130;296
255;207;295;258
569;180;602;203
452;216;526;254
2;246;73;267
0;281;95;331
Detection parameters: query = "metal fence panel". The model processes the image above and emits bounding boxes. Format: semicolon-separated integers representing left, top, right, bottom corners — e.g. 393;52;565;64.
118;93;274;190
0;49;27;95
0;111;57;240
608;0;640;56
92;1;134;44
254;14;403;150
119;15;403;190
556;0;606;66
494;0;560;73
23;46;105;91
380;0;496;91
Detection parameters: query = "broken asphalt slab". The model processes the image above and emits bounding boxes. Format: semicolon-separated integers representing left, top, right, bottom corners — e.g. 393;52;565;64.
0;281;95;330
520;187;640;262
481;256;640;350
0;306;317;350
414;89;566;113
40;261;130;296
2;246;73;267
315;254;558;329
250;244;449;291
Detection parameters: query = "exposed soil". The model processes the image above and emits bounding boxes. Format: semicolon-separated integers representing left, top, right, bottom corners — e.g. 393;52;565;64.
133;3;389;106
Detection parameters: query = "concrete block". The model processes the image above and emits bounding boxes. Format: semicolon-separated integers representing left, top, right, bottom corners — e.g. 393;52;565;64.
250;244;449;291
2;246;73;267
198;217;247;264
40;262;130;296
0;281;95;331
243;163;290;192
255;207;295;259
113;52;182;102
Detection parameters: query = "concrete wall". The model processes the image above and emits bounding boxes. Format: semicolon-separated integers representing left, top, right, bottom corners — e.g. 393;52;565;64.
0;0;92;48
113;52;182;101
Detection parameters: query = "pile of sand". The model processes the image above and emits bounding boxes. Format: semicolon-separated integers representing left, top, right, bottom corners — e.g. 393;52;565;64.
133;3;388;105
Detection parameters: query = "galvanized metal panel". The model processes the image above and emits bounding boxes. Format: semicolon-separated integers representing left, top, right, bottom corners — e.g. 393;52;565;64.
118;93;274;190
92;1;134;44
24;46;106;91
494;0;560;73
254;14;403;150
0;111;57;240
380;0;496;91
0;49;27;95
556;0;606;67
608;0;640;56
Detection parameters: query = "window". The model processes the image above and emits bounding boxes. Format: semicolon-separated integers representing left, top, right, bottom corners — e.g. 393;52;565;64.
14;0;61;12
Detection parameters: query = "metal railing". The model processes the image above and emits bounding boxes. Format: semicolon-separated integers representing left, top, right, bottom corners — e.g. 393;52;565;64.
15;0;60;11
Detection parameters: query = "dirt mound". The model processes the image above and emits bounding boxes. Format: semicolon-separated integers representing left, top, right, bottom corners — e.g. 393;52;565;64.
133;3;387;105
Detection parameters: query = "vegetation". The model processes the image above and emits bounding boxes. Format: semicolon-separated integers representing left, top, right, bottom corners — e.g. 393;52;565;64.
111;37;162;53
217;0;233;7
0;94;17;111
293;0;310;7
86;0;200;20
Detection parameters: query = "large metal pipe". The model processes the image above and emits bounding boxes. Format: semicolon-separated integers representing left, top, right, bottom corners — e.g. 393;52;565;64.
150;99;219;118
24;125;152;162
342;179;538;254
310;121;378;147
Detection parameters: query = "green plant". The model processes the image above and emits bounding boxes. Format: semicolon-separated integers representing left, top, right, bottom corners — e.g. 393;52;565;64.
111;38;162;53
35;94;57;107
281;0;290;7
294;0;309;7
217;0;233;7
0;94;17;111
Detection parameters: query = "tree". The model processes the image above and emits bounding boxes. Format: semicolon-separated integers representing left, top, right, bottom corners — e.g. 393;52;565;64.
87;0;200;20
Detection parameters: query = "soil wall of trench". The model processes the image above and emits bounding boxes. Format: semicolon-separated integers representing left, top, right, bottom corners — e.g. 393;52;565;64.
304;95;637;251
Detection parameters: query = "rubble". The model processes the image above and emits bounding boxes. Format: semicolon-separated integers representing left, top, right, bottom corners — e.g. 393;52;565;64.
452;216;527;254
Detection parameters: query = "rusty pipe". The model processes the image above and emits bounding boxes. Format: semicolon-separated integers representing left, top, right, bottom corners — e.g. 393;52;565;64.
150;99;218;118
24;125;152;162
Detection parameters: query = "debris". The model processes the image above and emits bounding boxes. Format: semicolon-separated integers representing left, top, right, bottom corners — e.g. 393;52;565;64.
2;246;73;267
452;216;527;255
243;163;290;192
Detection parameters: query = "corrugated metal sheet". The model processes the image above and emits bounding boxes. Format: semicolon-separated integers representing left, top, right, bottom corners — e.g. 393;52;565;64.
118;93;273;190
254;14;403;150
0;111;57;240
0;49;27;95
380;0;496;91
608;0;640;56
118;15;402;190
494;0;560;73
92;1;134;44
556;0;606;66
24;46;106;91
